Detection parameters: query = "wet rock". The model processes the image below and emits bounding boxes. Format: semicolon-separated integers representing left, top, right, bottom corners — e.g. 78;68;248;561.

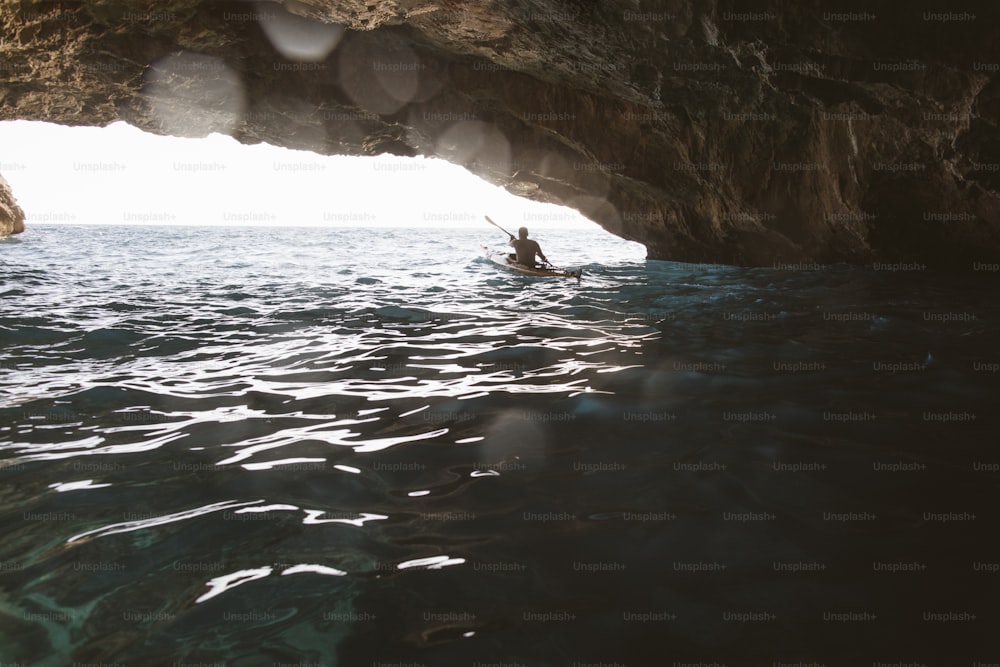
0;174;25;236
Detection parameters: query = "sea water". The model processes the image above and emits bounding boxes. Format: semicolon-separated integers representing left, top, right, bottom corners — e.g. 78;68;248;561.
1;224;998;664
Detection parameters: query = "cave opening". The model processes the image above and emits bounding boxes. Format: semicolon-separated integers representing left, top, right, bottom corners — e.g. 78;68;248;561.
0;119;619;239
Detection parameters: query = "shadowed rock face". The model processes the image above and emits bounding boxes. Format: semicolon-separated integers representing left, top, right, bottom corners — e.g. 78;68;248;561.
2;1;999;265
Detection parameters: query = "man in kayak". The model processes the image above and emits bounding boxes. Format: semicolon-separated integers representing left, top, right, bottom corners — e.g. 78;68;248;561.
508;227;549;268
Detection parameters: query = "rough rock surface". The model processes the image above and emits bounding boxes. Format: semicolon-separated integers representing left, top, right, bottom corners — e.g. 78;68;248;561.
2;1;1000;265
0;174;26;237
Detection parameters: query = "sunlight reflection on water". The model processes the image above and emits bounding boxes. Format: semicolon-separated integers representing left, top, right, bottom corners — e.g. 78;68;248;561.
1;225;998;663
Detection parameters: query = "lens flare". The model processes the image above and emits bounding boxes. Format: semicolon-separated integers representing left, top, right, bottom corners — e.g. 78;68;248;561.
144;52;246;137
338;34;423;115
434;121;512;176
257;5;344;62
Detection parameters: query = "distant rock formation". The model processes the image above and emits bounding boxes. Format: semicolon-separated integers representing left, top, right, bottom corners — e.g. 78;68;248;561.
0;174;25;237
2;1;999;265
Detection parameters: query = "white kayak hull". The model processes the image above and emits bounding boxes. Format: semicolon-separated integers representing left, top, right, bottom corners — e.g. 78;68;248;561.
482;246;582;279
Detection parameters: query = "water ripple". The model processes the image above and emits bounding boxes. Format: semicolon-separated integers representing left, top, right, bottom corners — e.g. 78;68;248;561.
2;225;998;663
67;499;265;544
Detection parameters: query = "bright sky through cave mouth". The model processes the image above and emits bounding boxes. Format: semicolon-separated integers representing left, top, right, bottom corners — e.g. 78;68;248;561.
0;120;593;230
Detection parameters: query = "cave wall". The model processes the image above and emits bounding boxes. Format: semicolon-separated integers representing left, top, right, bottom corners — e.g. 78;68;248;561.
2;0;999;266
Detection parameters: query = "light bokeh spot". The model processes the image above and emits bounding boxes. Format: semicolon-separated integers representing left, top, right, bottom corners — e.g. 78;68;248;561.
145;52;246;137
435;121;512;177
258;6;344;62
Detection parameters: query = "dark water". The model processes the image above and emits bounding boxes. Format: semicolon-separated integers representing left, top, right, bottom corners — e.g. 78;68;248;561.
1;224;998;665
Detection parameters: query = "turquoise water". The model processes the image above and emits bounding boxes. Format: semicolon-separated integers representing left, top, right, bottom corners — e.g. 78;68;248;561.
1;224;998;664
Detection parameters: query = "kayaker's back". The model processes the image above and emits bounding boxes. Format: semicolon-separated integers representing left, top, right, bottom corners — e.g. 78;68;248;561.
511;237;542;267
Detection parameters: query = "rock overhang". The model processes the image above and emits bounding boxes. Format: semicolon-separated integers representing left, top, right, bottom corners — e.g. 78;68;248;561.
1;0;999;267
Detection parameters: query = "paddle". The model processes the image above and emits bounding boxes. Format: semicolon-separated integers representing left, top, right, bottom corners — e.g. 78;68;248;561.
484;215;515;240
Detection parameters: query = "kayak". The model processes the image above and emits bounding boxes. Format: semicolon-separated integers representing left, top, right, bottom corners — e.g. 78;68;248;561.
482;245;583;279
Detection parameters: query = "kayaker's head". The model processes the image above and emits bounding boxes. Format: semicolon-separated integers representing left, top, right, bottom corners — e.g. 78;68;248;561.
518;227;529;239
